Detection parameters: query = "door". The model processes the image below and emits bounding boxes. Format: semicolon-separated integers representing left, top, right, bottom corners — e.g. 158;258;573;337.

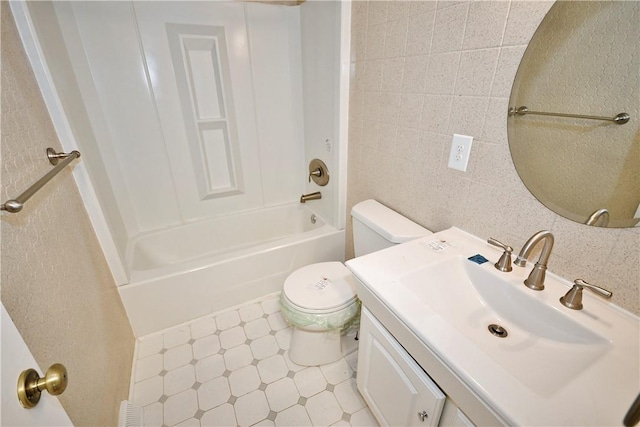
1;304;72;426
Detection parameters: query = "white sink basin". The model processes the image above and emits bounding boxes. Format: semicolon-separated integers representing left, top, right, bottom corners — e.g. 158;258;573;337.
346;227;640;426
398;256;611;394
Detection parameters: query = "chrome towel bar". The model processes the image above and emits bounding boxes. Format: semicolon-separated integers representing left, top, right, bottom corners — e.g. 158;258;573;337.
1;148;81;213
509;106;630;125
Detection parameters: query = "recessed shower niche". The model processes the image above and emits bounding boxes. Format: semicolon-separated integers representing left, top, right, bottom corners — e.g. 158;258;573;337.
167;23;243;199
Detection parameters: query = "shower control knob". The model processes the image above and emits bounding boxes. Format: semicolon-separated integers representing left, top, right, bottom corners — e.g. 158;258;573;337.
307;159;329;186
308;168;322;182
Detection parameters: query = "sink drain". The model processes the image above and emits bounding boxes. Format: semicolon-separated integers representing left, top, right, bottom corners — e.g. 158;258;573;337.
488;324;508;338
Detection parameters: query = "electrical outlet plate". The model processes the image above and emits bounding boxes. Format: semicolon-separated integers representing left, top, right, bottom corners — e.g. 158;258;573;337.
447;134;473;172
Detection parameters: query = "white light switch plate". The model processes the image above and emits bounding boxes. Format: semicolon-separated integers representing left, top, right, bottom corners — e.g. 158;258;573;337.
448;134;473;172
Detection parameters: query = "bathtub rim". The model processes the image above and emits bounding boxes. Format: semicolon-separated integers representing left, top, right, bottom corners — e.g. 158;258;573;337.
127;222;341;286
124;203;335;285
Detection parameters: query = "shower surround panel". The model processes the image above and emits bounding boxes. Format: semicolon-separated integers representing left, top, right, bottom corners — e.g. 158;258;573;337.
43;1;305;235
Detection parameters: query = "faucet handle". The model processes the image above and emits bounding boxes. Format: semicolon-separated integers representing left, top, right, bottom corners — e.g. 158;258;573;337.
487;238;513;272
308;168;322;182
559;279;613;310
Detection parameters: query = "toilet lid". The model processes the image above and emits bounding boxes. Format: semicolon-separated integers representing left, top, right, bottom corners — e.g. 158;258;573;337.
283;262;357;311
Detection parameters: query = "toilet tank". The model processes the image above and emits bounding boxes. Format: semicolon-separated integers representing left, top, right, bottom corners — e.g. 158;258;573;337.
351;200;432;257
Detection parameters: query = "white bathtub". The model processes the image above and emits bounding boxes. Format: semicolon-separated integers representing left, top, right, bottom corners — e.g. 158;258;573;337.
118;204;345;336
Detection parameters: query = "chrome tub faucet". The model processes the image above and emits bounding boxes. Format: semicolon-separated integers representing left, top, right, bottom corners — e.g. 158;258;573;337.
514;230;554;291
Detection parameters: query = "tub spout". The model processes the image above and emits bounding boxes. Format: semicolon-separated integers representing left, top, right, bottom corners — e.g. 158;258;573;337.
300;192;322;203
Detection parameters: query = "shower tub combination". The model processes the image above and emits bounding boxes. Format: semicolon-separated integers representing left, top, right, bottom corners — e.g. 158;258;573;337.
118;204;344;336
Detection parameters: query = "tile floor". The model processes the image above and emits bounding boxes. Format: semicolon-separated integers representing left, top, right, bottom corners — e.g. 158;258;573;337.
130;293;379;427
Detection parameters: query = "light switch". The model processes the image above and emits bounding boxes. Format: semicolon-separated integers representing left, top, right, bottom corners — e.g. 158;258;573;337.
447;134;473;172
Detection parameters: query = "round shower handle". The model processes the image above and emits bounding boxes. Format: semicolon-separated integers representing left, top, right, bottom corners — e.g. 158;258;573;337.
308;159;329;186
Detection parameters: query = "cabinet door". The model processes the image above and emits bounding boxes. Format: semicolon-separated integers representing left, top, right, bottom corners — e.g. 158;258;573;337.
357;308;445;426
440;398;476;427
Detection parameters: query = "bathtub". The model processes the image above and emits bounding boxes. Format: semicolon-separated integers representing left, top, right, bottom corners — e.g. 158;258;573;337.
118;204;345;336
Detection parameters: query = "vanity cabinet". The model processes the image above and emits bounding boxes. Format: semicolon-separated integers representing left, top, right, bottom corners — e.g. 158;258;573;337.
358;307;480;427
349;226;639;426
440;399;476;427
357;308;446;426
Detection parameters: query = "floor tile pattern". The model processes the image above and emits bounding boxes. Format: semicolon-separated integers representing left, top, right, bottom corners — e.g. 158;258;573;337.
131;294;378;426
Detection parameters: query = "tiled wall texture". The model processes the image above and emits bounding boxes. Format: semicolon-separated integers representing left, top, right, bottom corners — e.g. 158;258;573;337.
346;0;640;316
1;6;135;426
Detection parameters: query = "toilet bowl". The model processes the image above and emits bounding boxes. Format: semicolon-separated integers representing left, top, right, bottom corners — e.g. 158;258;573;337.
280;199;432;367
280;262;360;366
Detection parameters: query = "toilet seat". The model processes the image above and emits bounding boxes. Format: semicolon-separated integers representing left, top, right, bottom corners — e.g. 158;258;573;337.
281;290;357;316
281;261;361;366
282;262;357;314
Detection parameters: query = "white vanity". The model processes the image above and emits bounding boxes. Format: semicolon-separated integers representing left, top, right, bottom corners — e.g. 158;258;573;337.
346;227;639;426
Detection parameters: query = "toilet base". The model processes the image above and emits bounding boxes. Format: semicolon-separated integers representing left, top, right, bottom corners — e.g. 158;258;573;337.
289;326;358;367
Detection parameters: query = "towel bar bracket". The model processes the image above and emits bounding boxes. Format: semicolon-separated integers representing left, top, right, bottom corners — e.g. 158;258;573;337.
46;147;76;165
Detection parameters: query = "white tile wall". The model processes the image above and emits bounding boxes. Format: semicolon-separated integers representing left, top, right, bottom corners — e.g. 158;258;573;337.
131;294;378;426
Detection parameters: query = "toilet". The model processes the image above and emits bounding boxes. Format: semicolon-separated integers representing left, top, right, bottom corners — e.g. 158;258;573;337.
280;199;432;366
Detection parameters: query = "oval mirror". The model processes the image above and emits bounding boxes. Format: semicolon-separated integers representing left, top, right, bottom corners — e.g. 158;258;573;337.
508;0;639;228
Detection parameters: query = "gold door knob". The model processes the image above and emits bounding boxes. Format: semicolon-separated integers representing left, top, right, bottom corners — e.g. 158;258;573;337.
17;363;68;408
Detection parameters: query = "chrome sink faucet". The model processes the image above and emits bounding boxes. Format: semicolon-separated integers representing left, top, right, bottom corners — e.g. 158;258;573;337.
514;230;554;291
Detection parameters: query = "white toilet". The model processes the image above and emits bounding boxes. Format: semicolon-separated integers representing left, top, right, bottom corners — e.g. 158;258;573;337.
280;199;432;366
